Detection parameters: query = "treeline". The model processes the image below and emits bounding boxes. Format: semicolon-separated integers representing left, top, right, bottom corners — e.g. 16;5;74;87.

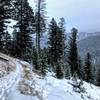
0;0;100;86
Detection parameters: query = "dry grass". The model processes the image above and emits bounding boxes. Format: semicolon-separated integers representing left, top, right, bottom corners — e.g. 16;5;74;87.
0;54;16;78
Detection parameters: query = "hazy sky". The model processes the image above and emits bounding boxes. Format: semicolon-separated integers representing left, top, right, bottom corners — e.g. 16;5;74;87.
29;0;100;32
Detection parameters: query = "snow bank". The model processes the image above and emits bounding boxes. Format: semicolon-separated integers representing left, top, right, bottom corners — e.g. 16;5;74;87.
1;59;100;100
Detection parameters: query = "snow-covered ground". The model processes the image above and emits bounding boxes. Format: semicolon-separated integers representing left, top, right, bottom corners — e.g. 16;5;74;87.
0;59;19;100
0;57;100;100
43;75;100;100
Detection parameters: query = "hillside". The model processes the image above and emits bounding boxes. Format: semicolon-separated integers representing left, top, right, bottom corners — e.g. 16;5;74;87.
0;53;100;100
78;35;100;59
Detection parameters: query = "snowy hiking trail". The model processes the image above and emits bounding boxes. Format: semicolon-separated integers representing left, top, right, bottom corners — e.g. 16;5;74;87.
0;55;41;100
0;58;22;100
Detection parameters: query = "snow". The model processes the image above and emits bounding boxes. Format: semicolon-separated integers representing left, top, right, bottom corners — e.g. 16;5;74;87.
43;75;100;100
7;60;39;100
0;59;19;100
0;58;100;100
5;19;17;35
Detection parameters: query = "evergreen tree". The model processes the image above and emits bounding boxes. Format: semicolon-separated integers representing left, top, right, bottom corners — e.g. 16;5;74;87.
48;18;65;77
48;18;63;66
12;0;34;21
0;0;11;52
2;31;12;54
9;29;18;57
84;52;93;83
58;17;66;36
58;17;68;77
40;48;48;76
34;0;47;70
96;66;100;86
78;56;85;80
55;62;64;79
9;39;17;57
48;18;57;67
67;28;79;77
58;17;66;61
31;46;37;69
13;0;34;61
31;46;48;76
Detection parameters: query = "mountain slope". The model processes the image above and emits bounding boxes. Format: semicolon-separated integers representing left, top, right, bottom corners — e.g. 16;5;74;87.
78;35;100;58
8;68;100;100
7;61;100;100
0;54;100;100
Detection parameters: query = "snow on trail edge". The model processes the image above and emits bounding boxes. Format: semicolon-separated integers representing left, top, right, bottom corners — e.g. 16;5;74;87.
0;59;100;100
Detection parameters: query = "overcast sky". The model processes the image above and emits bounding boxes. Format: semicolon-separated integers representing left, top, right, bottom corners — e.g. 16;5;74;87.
29;0;100;32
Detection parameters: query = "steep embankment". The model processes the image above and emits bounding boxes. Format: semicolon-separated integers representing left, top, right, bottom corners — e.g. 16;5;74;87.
0;53;100;100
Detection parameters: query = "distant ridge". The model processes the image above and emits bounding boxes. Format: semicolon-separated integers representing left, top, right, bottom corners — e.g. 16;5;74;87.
78;35;100;59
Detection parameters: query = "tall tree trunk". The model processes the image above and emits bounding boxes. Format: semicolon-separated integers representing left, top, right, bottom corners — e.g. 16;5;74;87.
36;0;41;70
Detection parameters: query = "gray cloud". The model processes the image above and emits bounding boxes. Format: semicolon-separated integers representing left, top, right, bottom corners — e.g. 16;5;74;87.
29;0;100;32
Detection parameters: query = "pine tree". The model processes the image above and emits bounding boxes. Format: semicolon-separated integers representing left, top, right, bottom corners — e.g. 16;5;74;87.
55;62;64;79
84;52;93;83
31;46;37;69
34;0;47;70
96;66;100;86
58;17;68;77
67;28;79;77
2;31;12;54
48;18;59;67
9;29;18;57
48;18;65;76
58;17;66;61
40;48;48;76
78;56;85;80
58;17;66;36
0;0;11;52
13;0;34;61
48;18;56;65
31;47;48;76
